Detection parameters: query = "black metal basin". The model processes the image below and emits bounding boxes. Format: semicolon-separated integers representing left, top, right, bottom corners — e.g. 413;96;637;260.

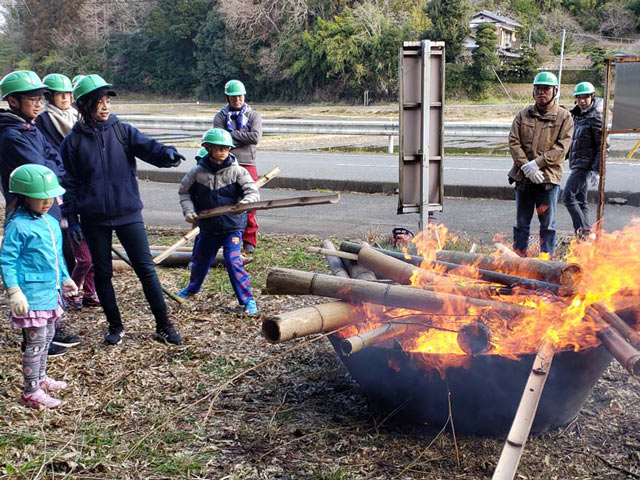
329;336;612;436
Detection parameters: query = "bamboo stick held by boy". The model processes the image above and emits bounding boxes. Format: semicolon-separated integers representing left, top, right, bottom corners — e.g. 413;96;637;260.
177;128;260;315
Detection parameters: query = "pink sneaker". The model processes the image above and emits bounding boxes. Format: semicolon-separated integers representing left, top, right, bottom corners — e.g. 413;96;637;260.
40;376;68;392
19;388;61;409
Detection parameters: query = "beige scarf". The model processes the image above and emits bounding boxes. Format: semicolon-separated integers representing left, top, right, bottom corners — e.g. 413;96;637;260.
46;103;79;137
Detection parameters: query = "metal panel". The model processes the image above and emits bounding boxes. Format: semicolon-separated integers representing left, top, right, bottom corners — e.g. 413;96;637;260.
611;62;640;131
398;41;445;229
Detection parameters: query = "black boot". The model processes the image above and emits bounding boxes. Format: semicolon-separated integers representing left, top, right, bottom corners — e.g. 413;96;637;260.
154;320;182;345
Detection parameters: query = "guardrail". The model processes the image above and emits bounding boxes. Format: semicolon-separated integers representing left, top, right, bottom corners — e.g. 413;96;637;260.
119;115;640;143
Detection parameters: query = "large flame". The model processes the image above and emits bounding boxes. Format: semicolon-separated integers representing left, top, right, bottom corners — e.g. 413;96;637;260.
335;221;640;374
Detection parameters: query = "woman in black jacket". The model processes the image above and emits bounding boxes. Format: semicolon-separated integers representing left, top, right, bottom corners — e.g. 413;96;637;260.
61;74;185;346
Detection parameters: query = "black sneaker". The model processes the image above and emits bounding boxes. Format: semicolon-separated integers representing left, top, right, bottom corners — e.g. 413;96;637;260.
242;242;255;254
47;343;68;357
105;326;124;345
52;326;82;347
154;322;182;345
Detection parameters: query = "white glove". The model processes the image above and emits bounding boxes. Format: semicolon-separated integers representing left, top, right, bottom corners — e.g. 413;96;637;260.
529;170;544;184
62;278;78;298
238;199;250;205
185;212;198;225
521;159;539;177
588;171;599;187
7;286;29;315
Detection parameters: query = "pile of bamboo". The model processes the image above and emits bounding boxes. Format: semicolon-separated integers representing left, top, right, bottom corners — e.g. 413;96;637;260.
262;241;640;374
262;239;640;480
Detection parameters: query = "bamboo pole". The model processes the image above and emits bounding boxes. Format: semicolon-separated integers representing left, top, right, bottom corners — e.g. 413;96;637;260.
339;242;566;294
196;193;340;220
262;301;364;343
153;166;281;264
591;303;640;348
586;310;640;377
358;245;438;285
264;268;532;318
340;323;415;356
492;340;555;480
320;241;351;278
434;250;582;288
110;246;184;305
306;246;358;261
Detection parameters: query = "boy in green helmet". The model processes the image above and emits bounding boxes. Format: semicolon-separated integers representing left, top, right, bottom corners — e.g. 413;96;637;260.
177;128;260;315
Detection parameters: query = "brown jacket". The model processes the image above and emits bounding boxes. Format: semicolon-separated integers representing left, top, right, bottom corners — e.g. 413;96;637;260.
508;103;574;186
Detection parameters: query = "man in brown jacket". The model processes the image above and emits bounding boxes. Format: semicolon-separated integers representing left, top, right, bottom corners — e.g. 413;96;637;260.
508;71;574;257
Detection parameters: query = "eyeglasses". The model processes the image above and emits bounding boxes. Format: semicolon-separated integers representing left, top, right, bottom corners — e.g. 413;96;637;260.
23;95;44;105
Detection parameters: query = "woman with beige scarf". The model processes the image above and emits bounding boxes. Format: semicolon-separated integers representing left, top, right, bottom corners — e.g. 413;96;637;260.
35;73;100;318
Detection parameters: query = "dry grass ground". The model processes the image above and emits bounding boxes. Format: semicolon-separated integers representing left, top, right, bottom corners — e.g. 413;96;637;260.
0;227;638;479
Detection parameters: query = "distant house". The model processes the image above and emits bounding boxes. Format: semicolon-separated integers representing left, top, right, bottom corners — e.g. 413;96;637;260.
464;10;523;60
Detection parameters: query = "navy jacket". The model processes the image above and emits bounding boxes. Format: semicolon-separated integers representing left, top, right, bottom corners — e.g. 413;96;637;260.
568;98;603;172
178;154;259;235
34;112;65;151
61;114;178;227
0;110;65;219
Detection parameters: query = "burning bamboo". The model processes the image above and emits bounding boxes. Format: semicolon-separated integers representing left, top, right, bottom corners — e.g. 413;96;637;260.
264;268;532;318
262;301;365;343
340;322;416;356
585;310;640;377
357;245;438;285
320;241;351;278
492;341;555;480
591;303;640;348
339;242;566;294
434;250;582;288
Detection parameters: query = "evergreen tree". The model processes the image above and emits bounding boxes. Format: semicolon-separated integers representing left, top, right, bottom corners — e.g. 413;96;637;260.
470;22;498;95
424;0;472;62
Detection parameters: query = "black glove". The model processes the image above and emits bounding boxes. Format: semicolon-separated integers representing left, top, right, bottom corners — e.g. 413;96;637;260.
68;224;83;244
167;150;185;167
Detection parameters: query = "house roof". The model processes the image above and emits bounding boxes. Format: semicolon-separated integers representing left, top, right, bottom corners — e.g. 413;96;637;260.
471;10;522;28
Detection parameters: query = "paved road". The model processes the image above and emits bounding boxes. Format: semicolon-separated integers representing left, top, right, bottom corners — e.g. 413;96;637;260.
139;181;639;243
138;148;640;200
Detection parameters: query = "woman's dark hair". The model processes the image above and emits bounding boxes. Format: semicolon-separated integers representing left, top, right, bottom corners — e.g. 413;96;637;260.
76;94;100;125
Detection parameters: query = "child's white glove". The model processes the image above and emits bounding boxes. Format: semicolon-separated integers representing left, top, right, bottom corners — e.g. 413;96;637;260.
7;286;29;315
238;199;250;204
62;278;78;298
185;212;198;225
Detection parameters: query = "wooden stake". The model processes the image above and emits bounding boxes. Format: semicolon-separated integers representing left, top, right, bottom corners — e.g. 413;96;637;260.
153;166;281;265
197;193;340;220
492;340;555;480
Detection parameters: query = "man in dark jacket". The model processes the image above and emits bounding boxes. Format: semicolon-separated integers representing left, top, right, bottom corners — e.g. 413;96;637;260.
213;80;262;254
563;82;602;239
508;71;574;257
0;70;80;355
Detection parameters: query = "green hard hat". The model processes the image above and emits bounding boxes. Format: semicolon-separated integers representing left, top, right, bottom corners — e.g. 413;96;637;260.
43;73;73;93
224;79;246;96
0;70;48;100
73;74;115;102
71;74;85;86
573;81;595;96
196;147;208;159
533;71;558;87
9;164;65;199
201;128;235;148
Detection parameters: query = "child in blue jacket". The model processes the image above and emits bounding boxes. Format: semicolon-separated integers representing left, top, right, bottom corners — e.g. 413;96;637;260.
177;128;260;314
0;165;78;409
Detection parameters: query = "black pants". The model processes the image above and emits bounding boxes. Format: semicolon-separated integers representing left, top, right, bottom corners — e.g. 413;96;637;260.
82;221;168;329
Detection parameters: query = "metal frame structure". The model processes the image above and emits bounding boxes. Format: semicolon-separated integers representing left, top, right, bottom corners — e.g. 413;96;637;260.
597;56;640;226
397;40;445;231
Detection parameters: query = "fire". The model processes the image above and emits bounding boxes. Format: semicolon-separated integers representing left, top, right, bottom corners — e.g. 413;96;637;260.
334;220;640;375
